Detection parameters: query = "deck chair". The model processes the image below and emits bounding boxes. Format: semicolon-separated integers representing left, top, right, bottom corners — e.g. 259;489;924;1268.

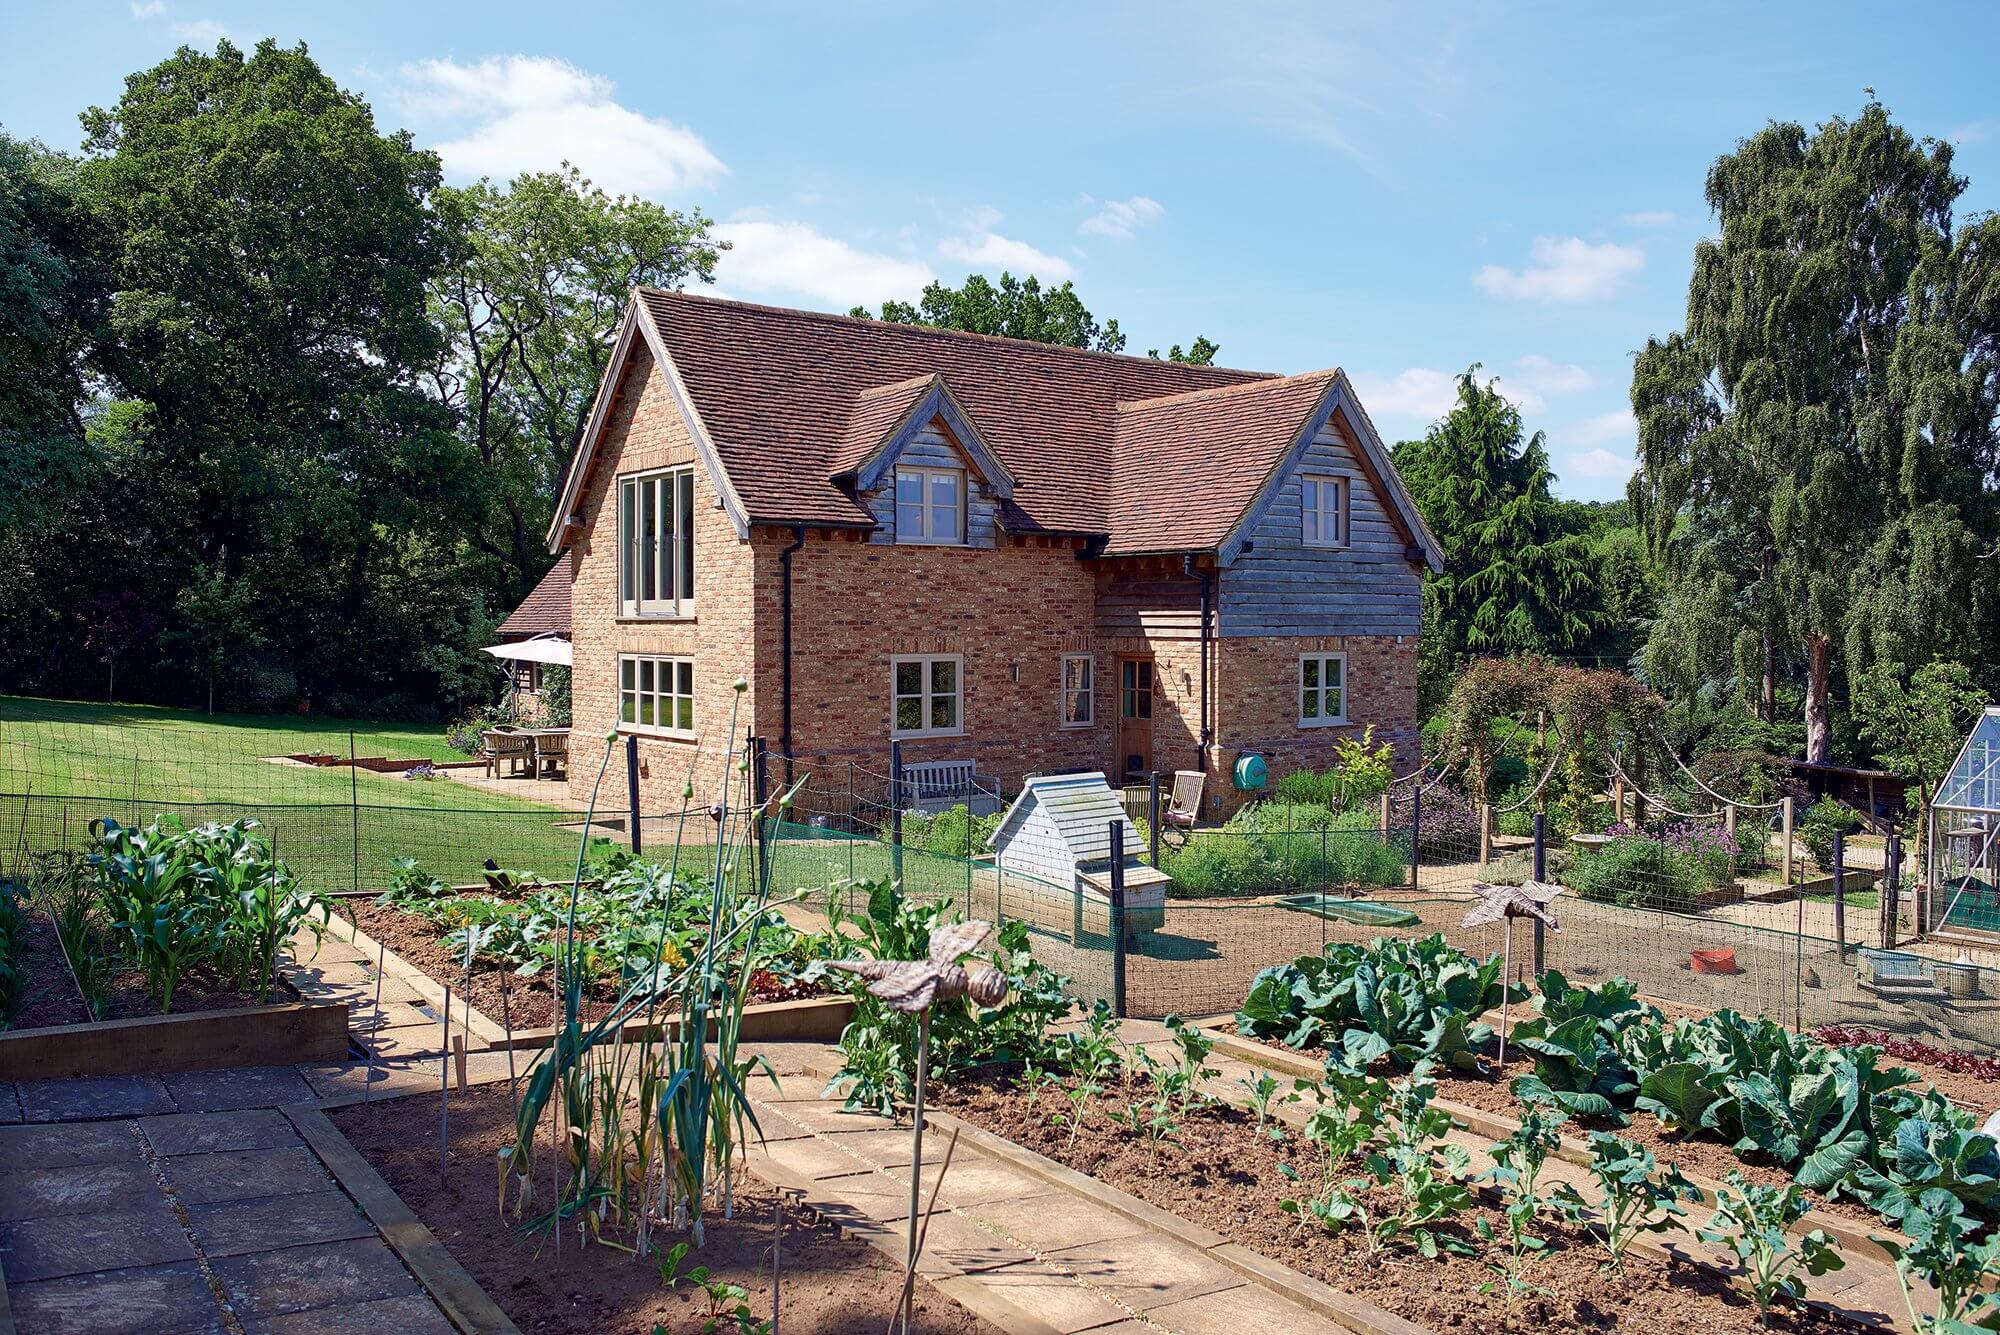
1159;769;1206;848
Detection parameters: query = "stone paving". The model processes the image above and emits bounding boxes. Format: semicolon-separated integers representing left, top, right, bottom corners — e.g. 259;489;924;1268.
0;1105;454;1335
744;1071;1359;1335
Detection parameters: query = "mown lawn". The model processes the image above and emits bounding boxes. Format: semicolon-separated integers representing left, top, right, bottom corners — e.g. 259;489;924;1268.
0;694;593;890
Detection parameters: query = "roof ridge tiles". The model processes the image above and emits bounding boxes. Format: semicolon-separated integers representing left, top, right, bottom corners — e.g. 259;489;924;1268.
637;286;1276;379
1115;367;1343;413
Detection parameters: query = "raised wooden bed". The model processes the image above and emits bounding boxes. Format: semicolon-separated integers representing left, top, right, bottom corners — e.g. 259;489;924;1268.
0;998;350;1080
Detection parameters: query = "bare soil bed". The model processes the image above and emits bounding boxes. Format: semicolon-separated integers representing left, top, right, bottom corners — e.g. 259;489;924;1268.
8;910;299;1028
331;1083;995;1335
340;898;820;1029
937;1069;1857;1333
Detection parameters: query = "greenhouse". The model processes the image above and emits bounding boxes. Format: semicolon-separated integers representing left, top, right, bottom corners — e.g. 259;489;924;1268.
1932;705;2000;933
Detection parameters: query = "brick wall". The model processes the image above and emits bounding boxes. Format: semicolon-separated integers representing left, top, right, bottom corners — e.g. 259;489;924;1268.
565;346;759;814
1212;633;1420;815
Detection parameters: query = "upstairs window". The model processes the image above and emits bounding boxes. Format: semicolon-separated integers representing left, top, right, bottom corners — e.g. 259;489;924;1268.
620;655;695;736
893;654;962;736
619;467;695;616
896;466;964;544
1301;474;1346;548
1299;652;1347;727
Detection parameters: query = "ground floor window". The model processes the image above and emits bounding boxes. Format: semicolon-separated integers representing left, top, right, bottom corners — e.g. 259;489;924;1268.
893;654;961;736
1061;653;1093;726
1299;652;1347;726
620;655;694;735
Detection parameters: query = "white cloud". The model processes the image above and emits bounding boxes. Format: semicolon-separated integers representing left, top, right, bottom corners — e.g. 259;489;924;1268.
1474;236;1645;304
130;0;166;18
937;231;1075;281
1508;354;1594;398
172;18;230;43
1566;408;1637;448
1079;195;1164;241
1348;368;1462;423
713;219;932;310
1563;447;1633;481
398;56;725;197
1620;210;1676;227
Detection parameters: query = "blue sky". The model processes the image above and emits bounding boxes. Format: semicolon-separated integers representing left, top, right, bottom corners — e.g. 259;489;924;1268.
7;2;2000;501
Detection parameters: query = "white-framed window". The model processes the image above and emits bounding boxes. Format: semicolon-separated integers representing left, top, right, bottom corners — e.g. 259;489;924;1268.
895;466;964;545
619;655;695;736
618;467;695;616
1299;652;1347;727
892;654;962;736
1060;653;1093;727
1301;473;1347;548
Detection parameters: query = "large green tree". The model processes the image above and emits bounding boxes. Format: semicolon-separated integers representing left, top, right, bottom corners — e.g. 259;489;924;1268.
74;39;485;710
852;271;1216;362
427;166;722;593
1632;102;1999;761
1392;369;1601;714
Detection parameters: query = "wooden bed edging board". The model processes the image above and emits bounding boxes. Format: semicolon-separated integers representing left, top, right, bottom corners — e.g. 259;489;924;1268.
0;1249;15;1335
283;1106;522;1335
0;999;350;1081
921;1110;1433;1335
504;995;856;1051
1200;1023;1909;1271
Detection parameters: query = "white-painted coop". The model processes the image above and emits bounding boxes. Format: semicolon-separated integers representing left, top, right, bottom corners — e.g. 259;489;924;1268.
989;772;1170;939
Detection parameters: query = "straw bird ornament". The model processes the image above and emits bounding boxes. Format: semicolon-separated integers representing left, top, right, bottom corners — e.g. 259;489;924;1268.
820;921;1008;1013
1462;880;1565;932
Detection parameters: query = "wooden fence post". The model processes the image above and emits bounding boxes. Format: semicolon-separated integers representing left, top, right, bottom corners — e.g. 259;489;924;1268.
1478;804;1493;865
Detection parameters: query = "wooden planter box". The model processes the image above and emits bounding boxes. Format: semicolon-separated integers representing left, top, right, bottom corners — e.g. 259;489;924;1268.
507;994;856;1051
0;999;351;1081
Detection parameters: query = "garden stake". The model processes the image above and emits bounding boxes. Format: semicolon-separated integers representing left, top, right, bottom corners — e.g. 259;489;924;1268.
1463;881;1562;1069
817;921;1006;1335
888;1126;961;1335
500;967;518;1125
771;1192;782;1335
364;933;385;1104
440;985;452;1184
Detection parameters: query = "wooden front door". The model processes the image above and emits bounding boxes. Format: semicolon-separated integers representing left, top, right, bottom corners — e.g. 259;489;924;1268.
1116;656;1154;778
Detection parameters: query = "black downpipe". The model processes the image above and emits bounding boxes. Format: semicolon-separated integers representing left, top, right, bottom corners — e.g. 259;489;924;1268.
778;524;807;784
1187;556;1214;771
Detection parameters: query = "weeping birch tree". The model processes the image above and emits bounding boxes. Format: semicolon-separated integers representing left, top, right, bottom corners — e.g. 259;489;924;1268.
1631;101;1999;762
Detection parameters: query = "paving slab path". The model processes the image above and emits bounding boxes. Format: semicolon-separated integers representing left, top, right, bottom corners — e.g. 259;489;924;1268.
744;1072;1373;1335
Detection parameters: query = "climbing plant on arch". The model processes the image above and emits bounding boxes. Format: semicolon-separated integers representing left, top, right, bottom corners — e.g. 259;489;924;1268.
1440;659;1666;826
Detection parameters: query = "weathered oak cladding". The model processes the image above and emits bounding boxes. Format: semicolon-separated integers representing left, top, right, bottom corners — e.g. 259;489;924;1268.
1220;416;1423;638
1092;563;1206;640
863;420;1001;548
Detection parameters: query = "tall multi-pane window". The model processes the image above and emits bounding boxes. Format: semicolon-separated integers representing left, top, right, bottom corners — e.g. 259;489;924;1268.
1299;652;1347;726
892;655;962;736
1301;474;1346;547
1060;653;1093;727
619;467;695;616
619;655;695;735
895;466;964;544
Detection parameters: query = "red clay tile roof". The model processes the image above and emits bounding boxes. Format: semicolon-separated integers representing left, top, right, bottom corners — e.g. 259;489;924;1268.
637;289;1266;535
497;561;570;639
554;290;1435;562
1104;371;1342;556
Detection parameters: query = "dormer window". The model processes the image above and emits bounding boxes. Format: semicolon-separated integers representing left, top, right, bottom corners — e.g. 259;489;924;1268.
896;465;964;545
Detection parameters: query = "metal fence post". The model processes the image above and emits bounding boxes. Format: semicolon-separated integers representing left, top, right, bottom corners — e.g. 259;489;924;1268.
625;733;642;853
1409;784;1422;893
890;740;904;887
1884;829;1902;948
1147;770;1161;869
1832;829;1847;961
1109;820;1128;1018
1531;812;1547;975
348;729;360;893
1780;796;1795;885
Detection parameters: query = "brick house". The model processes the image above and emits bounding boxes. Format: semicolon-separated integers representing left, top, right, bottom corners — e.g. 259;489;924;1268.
540;289;1442;820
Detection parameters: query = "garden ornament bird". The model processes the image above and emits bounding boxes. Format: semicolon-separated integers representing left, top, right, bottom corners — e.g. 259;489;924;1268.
1463;881;1563;1070
817;921;1008;1335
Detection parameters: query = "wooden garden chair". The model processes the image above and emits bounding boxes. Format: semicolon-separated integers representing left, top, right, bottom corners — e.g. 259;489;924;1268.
1160;769;1206;848
483;729;533;779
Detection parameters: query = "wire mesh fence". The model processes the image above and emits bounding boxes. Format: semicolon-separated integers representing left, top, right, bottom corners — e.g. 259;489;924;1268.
8;705;2000;1051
